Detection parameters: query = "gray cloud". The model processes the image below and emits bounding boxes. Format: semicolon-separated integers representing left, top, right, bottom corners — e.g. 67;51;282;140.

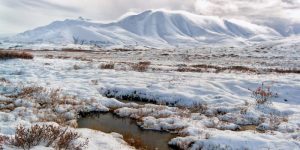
1;0;79;12
194;0;300;22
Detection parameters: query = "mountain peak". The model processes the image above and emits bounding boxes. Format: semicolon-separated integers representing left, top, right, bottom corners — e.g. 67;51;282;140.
4;9;295;48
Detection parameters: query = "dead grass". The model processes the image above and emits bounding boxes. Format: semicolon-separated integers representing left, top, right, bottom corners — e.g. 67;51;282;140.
189;103;208;113
131;61;151;72
268;68;300;74
9;124;88;150
6;86;81;125
179;64;300;74
250;82;278;105
100;62;115;69
178;64;258;73
0;135;9;149
0;51;33;60
8;86;44;99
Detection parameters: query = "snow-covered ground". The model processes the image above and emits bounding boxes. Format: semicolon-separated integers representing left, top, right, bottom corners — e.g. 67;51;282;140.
0;49;299;149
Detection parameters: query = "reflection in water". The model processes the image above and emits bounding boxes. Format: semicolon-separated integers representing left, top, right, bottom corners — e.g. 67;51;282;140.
77;113;177;150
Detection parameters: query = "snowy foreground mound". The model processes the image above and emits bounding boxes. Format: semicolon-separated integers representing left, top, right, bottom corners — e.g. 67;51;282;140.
3;10;299;48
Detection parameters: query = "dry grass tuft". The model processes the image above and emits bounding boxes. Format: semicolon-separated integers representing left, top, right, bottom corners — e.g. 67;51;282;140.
100;62;115;69
9;86;44;99
0;51;33;60
132;61;151;72
9;124;88;150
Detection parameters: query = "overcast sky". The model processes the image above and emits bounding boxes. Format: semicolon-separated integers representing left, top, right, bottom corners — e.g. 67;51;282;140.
0;0;299;35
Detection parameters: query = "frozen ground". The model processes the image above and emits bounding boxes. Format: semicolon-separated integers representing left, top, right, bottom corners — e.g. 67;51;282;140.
0;48;299;149
4;36;300;71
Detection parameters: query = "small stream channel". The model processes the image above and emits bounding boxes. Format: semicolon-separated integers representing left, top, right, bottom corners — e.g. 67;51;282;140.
77;112;177;150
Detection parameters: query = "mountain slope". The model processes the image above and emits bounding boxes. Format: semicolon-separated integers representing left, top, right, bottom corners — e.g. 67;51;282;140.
4;10;285;48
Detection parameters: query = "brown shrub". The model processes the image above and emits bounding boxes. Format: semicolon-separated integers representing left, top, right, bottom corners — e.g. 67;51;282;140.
100;63;115;69
132;61;151;72
9;124;88;150
0;135;9;149
250;82;277;105
7;86;78;125
0;51;33;60
226;66;257;73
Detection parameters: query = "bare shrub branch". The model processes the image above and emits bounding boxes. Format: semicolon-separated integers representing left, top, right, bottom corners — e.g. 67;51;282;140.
250;82;278;105
9;124;88;150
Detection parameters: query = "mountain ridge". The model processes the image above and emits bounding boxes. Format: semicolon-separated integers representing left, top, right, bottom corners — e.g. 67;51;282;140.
3;9;297;48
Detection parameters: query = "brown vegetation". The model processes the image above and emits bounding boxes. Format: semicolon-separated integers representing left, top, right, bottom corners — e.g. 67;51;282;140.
100;62;115;69
9;124;88;150
190;103;208;113
268;68;300;74
6;86;81;125
178;64;257;73
250;82;277;105
178;64;300;74
0;51;33;60
131;61;151;72
8;86;44;99
0;135;9;149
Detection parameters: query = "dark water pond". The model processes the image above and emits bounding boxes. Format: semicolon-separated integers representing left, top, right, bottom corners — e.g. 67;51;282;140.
77;112;177;150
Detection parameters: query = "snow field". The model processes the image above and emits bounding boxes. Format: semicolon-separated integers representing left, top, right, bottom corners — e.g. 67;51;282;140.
0;56;299;149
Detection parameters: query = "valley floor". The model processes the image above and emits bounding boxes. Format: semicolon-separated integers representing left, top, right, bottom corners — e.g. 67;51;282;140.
0;49;299;149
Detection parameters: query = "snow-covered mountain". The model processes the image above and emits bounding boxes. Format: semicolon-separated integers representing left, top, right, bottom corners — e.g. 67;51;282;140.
3;10;296;48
